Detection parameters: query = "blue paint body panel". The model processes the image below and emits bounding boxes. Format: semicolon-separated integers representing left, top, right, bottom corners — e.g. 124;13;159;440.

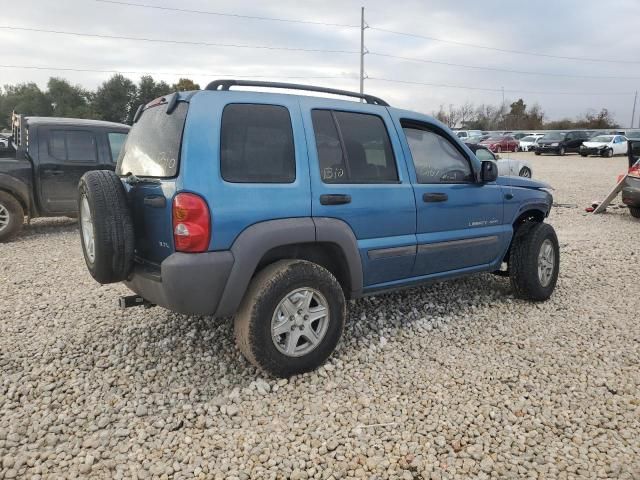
127;89;553;292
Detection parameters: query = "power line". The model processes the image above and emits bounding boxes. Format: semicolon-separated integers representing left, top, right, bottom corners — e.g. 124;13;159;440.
0;26;359;54
0;64;355;81
368;52;640;80
94;0;359;28
367;77;635;96
369;27;640;65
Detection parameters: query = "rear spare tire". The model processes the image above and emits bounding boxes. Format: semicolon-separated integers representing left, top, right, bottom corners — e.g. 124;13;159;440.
629;206;640;219
78;170;134;284
0;191;24;242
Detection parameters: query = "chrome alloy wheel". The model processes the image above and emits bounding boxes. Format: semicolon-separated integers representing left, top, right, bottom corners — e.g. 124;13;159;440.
0;203;9;232
80;195;95;263
271;287;330;357
537;239;555;287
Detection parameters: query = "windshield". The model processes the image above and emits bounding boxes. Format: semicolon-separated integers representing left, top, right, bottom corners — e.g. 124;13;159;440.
485;136;503;141
520;136;536;142
542;132;564;141
117;102;188;178
589;135;614;142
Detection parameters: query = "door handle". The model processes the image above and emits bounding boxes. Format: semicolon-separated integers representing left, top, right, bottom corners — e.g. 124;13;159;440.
320;194;351;205
44;169;64;176
423;192;448;203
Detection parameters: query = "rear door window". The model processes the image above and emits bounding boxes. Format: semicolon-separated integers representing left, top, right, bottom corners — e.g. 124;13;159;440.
117;102;187;177
311;110;398;183
48;130;97;163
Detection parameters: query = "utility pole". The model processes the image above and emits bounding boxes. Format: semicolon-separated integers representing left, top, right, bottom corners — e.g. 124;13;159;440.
631;91;637;128
502;86;506;131
359;7;366;99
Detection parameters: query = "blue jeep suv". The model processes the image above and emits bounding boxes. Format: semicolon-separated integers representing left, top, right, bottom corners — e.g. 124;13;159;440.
78;80;558;377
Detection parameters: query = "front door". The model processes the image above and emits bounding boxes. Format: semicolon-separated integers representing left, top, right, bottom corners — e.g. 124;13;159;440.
396;120;508;277
37;128;100;214
300;99;416;287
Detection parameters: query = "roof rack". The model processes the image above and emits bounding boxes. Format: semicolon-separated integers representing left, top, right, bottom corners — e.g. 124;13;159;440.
204;79;389;107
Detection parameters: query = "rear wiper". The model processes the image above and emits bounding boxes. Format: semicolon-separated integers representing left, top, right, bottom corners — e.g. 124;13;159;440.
123;173;161;185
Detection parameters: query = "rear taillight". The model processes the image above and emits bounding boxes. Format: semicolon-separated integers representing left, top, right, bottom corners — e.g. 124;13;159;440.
172;193;210;253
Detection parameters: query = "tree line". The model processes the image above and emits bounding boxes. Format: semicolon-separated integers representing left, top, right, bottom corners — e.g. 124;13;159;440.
433;98;619;131
1;73;619;131
0;75;200;129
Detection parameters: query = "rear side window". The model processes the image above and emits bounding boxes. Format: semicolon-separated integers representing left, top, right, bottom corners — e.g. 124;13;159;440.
311;110;398;184
221;104;295;183
108;132;127;162
48;130;97;162
117;102;187;177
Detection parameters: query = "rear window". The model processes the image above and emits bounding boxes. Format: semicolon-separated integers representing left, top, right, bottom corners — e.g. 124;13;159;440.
117;102;187;177
220;104;295;183
48;130;97;162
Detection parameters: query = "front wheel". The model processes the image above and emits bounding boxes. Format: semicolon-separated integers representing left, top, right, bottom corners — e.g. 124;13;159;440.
0;191;24;242
234;260;346;377
603;148;613;158
630;206;640;218
559;146;566;156
496;146;502;153
509;222;559;301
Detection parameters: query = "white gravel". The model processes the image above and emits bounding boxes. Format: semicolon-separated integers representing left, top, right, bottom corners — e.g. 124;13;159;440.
1;153;639;479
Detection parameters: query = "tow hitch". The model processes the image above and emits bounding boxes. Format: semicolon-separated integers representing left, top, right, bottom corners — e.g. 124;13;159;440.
119;295;155;309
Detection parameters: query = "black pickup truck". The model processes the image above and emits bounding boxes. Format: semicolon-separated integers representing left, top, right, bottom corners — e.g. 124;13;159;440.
0;114;129;241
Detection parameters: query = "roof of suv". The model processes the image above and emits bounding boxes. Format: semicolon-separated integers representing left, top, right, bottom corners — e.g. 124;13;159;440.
24;117;130;129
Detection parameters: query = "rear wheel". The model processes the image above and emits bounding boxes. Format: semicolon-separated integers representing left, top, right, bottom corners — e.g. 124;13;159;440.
535;151;541;156
629;206;640;218
580;153;588;157
234;260;346;377
78;170;134;284
509;222;559;301
496;146;502;153
0;191;24;242
559;146;566;156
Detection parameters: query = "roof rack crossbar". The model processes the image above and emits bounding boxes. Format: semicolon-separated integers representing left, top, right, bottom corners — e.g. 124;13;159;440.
204;80;389;107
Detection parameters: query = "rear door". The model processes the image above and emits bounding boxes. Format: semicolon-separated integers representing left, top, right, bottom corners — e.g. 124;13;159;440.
301;99;416;287
394;118;507;277
37;127;99;214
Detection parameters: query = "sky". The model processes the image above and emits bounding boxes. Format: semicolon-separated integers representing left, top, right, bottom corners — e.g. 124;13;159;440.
1;0;639;125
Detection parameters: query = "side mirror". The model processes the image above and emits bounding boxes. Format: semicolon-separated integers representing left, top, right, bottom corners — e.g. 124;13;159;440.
481;160;498;182
495;154;501;159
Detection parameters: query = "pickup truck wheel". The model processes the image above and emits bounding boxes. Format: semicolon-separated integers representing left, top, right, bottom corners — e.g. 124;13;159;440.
0;191;24;242
234;259;346;378
509;222;559;301
629;206;640;218
78;170;134;284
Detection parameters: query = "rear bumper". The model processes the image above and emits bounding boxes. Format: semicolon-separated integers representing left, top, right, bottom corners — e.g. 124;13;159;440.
621;177;640;207
124;251;234;315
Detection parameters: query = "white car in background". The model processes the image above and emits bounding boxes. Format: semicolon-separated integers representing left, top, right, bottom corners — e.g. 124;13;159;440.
0;137;8;149
470;144;533;177
579;134;628;157
518;134;544;152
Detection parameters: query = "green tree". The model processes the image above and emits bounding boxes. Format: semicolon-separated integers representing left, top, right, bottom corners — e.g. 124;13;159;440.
0;83;53;129
128;75;172;122
172;78;200;91
47;77;95;118
92;74;137;124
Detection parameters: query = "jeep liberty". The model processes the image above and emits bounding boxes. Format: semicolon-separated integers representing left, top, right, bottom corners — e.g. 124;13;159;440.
78;80;559;377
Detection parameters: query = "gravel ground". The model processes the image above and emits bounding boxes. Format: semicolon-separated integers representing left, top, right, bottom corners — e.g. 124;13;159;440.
1;153;639;479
